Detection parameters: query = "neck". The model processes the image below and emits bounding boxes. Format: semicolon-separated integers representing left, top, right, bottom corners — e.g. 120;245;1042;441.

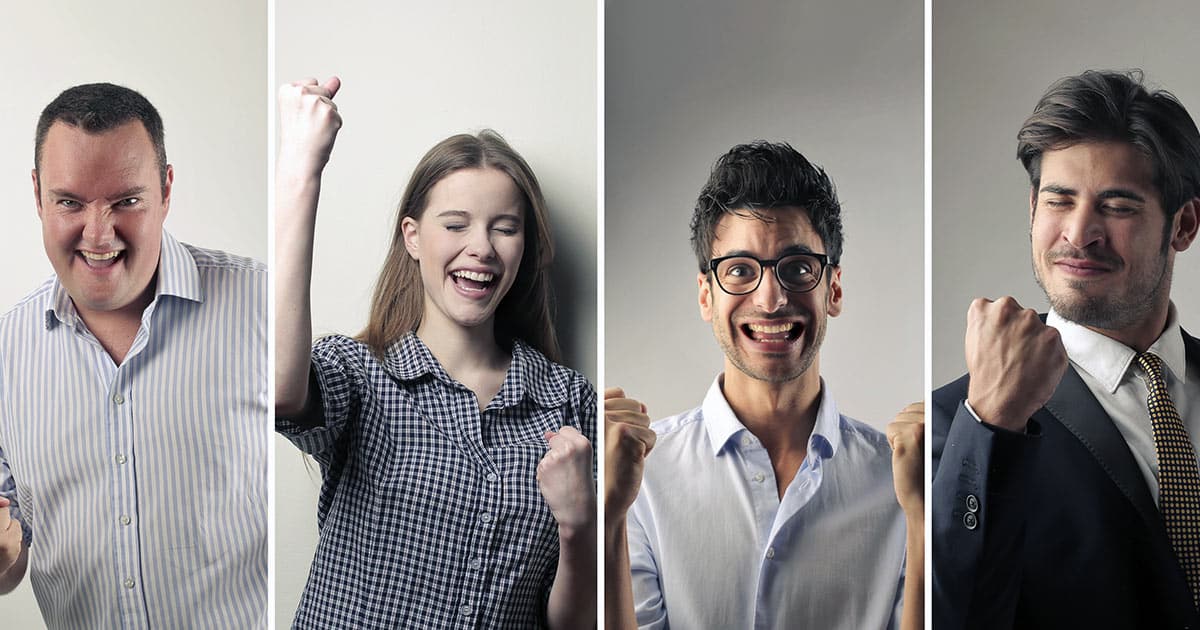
75;290;155;366
721;358;823;455
416;309;508;379
1083;299;1172;354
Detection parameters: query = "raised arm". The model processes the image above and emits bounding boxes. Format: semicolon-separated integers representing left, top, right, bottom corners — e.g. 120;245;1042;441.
887;402;925;630
275;77;343;417
603;387;657;630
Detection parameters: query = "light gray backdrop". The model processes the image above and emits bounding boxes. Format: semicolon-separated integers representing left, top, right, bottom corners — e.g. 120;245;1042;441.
606;0;924;429
0;3;266;628
933;0;1200;386
274;0;598;620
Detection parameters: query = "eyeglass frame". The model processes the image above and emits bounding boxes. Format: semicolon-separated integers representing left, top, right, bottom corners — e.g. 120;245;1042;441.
706;252;832;296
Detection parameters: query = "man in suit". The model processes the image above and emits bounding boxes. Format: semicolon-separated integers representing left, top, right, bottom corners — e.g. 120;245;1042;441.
933;69;1200;629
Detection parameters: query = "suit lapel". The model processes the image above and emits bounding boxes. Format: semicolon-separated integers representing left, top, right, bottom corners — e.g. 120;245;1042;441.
1042;366;1162;529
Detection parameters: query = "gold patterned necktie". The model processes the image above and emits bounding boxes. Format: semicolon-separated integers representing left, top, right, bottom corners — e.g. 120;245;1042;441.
1137;352;1200;608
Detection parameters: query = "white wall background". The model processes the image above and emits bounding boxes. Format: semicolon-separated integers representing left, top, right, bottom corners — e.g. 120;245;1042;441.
274;0;597;621
933;0;1200;386
0;1;266;627
605;0;924;429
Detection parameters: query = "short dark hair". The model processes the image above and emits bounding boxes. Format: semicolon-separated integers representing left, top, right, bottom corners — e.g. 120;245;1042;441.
1017;69;1200;218
34;83;169;193
690;141;844;271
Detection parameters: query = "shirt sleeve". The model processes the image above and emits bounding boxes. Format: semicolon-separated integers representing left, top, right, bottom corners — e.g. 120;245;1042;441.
0;446;31;547
627;499;669;629
275;334;365;459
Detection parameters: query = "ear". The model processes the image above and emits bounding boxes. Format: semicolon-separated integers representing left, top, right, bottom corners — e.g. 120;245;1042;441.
826;265;843;317
698;272;713;323
401;217;420;260
161;165;174;219
32;169;43;218
1170;197;1199;253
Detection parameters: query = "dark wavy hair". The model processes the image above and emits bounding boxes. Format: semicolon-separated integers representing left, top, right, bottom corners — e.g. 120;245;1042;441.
35;83;168;195
1017;69;1200;218
689;141;844;271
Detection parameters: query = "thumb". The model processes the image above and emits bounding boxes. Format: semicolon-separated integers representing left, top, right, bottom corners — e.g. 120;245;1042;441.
543;430;558;443
322;76;342;99
0;497;9;508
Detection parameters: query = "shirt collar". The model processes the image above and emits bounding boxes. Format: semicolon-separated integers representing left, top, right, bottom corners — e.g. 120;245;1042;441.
384;332;569;408
43;230;201;330
701;373;842;459
1047;303;1188;392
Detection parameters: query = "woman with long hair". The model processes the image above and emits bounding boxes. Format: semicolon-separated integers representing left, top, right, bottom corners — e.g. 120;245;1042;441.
275;77;596;629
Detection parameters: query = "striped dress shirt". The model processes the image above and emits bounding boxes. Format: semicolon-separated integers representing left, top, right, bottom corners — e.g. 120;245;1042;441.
0;231;268;629
278;333;597;629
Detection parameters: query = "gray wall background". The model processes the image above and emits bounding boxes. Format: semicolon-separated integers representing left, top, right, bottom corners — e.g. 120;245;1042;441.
933;0;1200;387
274;0;597;620
606;0;924;429
0;2;266;628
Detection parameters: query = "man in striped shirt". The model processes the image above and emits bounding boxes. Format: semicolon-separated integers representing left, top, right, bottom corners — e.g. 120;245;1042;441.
0;84;267;628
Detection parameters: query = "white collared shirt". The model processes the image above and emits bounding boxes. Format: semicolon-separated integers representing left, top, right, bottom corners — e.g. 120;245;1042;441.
627;375;906;629
1047;305;1200;505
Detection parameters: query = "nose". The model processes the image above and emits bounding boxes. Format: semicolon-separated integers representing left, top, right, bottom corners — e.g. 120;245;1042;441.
1062;204;1105;249
465;225;497;261
81;206;117;246
751;266;788;312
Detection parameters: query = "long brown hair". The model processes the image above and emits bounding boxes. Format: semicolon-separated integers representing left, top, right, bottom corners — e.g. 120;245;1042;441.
356;130;561;362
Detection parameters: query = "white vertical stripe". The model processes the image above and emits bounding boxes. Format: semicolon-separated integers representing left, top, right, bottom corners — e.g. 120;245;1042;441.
0;231;268;628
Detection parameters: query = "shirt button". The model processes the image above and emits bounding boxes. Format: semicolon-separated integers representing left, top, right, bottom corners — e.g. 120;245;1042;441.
486;472;499;483
119;515;131;526
468;558;482;571
741;436;753;446
964;512;979;530
123;578;135;589
965;494;980;513
112;393;125;405
458;604;474;616
115;454;128;465
752;473;765;483
480;512;493;524
765;547;776;559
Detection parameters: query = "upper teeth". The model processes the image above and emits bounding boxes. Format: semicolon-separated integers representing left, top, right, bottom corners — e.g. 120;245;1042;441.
453;270;494;282
81;251;120;261
748;323;793;334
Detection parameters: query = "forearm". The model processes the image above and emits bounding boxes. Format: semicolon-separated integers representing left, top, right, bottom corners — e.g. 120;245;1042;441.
274;166;320;416
900;511;925;630
547;521;597;630
603;519;638;630
0;543;28;595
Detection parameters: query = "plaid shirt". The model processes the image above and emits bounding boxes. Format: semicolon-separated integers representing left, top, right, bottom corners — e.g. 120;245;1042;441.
278;332;596;629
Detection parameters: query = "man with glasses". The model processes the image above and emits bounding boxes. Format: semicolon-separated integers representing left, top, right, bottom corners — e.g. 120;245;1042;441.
605;141;924;629
933;70;1200;629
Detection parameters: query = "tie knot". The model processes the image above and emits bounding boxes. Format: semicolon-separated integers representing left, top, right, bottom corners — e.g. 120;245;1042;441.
1137;352;1166;383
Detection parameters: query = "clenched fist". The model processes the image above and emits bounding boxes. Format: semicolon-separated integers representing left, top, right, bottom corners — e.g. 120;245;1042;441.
965;297;1068;431
537;426;596;534
0;497;23;574
604;387;656;526
277;77;343;179
887;402;924;517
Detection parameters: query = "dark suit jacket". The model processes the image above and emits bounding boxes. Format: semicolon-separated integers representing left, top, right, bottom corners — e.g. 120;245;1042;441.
932;329;1200;630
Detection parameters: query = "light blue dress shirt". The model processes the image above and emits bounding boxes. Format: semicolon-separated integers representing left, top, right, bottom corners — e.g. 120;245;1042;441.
0;231;267;629
627;375;906;629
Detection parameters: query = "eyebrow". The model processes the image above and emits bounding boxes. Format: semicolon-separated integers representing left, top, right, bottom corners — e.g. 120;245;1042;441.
47;186;149;200
434;209;523;222
1038;184;1146;203
719;244;820;258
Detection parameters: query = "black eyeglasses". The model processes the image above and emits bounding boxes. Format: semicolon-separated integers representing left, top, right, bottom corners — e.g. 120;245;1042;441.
707;253;831;295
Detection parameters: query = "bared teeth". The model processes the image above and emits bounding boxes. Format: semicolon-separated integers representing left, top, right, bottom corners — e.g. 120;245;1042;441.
452;270;494;282
81;250;120;261
747;322;793;334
